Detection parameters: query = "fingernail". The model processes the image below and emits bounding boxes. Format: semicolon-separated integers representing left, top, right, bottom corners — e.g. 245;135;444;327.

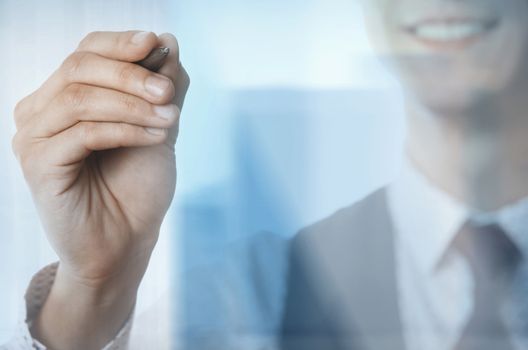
145;75;171;97
145;127;166;136
131;31;151;45
153;105;177;121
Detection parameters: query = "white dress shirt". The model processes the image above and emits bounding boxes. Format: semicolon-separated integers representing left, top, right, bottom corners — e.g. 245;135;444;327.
388;157;528;350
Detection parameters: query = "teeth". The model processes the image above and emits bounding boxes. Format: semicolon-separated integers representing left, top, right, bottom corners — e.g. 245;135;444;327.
413;23;488;41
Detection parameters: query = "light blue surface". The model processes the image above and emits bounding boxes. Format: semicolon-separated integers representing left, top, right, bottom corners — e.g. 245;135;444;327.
0;0;403;343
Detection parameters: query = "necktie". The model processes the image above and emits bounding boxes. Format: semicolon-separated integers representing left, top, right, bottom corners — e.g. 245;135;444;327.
452;222;522;350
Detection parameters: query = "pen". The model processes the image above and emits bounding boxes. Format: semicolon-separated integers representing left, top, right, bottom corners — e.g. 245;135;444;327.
136;47;170;72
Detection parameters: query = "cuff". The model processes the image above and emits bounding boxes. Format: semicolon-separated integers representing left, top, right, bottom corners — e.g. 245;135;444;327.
4;263;133;350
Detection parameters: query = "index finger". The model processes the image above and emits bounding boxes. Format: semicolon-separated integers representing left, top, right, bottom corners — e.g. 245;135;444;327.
77;30;159;62
18;30;161;115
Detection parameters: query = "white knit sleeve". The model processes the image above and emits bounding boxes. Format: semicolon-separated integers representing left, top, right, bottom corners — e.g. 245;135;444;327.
1;263;133;350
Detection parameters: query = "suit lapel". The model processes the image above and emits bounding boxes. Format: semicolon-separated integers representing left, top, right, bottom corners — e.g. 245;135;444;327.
283;189;405;350
340;189;405;350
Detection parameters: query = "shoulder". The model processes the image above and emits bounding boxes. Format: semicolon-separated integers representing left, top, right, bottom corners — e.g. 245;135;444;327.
290;187;391;255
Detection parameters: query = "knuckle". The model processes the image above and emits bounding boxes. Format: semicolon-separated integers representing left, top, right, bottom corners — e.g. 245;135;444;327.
14;99;26;118
62;84;88;111
115;123;131;140
117;33;131;52
11;132;23;158
13;98;29;127
78;122;98;146
61;52;91;81
78;31;101;49
109;124;131;147
115;63;138;86
119;94;140;115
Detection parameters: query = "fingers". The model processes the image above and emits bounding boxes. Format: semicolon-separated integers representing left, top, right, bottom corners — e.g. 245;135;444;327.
33;51;175;112
77;30;158;62
11;31;189;169
42;122;168;166
157;33;191;144
158;33;190;109
30;84;180;137
20;31;184;125
22;31;161;113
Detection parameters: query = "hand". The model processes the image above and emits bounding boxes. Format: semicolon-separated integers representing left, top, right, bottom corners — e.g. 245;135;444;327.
12;30;189;349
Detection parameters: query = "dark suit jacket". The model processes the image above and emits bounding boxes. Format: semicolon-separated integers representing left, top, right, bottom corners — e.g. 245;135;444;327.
280;188;405;350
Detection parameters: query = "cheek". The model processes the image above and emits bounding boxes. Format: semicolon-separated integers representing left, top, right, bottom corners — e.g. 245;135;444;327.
360;0;399;52
487;20;528;91
366;7;397;50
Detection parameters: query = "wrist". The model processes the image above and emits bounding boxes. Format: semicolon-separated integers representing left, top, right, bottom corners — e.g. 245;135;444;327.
55;229;157;292
29;241;154;350
30;264;138;350
54;263;138;309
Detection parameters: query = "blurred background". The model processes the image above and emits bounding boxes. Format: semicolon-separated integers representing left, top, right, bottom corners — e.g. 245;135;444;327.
0;0;404;347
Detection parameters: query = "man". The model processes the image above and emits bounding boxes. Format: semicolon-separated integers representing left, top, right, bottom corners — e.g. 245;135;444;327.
281;1;528;349
5;0;528;349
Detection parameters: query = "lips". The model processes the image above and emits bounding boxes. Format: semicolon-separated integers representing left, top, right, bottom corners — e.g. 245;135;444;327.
403;18;500;49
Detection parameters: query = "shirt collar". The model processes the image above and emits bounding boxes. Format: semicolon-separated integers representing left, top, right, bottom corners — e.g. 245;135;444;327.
388;156;468;273
388;156;528;274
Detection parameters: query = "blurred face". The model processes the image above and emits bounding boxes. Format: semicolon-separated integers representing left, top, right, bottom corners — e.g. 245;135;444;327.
362;0;528;115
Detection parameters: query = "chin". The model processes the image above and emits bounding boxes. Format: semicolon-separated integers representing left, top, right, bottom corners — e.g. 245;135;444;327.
402;77;497;117
390;51;521;118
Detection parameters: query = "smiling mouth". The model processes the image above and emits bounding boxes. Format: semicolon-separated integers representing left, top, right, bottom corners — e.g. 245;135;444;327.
404;18;500;49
